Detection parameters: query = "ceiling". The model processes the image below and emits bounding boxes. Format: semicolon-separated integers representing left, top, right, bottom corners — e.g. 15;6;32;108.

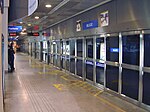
10;0;109;32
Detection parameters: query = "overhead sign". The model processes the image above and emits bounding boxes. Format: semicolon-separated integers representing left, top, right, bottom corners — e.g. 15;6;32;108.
27;32;39;36
9;32;19;36
8;26;22;32
100;11;109;27
83;20;98;30
28;0;38;16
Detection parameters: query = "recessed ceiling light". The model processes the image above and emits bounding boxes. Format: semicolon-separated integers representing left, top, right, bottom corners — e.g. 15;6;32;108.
28;24;31;26
35;16;39;19
45;4;52;8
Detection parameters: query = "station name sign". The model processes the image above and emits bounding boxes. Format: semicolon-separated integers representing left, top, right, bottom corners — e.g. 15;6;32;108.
83;20;98;30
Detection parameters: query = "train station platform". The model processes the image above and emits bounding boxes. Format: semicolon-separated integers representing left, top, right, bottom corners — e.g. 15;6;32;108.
4;53;148;112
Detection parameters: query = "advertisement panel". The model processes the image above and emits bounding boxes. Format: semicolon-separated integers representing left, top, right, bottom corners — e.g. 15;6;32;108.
100;11;109;27
76;20;81;32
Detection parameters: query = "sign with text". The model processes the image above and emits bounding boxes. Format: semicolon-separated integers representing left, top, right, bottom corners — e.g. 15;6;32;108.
9;32;19;36
110;48;119;53
83;20;98;30
8;26;22;32
27;32;39;36
100;11;109;27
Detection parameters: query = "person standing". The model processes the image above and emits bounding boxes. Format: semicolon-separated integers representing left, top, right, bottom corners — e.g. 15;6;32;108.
8;42;15;72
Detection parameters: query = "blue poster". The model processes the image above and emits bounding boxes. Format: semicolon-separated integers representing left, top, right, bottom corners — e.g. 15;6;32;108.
83;20;98;30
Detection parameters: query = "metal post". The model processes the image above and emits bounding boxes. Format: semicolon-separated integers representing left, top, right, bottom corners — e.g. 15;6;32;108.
83;37;86;81
93;37;96;85
47;41;49;64
139;33;144;104
0;12;4;112
75;39;77;76
119;33;122;94
104;36;107;89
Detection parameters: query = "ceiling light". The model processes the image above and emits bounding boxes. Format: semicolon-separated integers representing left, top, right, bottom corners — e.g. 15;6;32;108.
20;22;23;24
45;4;52;8
20;32;27;35
28;24;31;26
22;28;26;31
35;16;39;19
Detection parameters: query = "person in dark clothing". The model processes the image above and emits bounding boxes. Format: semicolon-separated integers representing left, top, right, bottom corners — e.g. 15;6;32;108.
8;43;15;72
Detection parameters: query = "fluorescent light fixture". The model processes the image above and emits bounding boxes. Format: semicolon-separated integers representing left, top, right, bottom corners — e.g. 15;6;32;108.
23;28;26;31
45;4;52;8
35;16;39;19
28;24;32;26
20;32;27;35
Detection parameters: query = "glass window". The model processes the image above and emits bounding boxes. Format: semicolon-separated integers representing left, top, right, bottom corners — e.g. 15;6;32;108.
70;58;75;74
48;53;50;64
43;53;45;61
61;41;66;55
122;68;139;100
143;72;150;105
96;62;104;85
77;59;83;77
32;43;35;57
51;54;53;64
66;55;70;71
122;35;140;65
53;41;57;53
51;42;53;54
86;38;93;58
43;41;47;51
61;56;66;69
57;41;60;54
144;34;150;67
70;40;75;56
106;65;119;92
57;55;60;68
106;36;119;62
77;39;83;57
66;41;70;55
96;38;105;62
86;60;93;81
53;54;57;66
36;42;40;51
47;41;50;53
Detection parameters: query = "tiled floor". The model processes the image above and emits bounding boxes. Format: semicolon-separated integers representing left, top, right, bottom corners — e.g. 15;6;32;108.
4;53;148;112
